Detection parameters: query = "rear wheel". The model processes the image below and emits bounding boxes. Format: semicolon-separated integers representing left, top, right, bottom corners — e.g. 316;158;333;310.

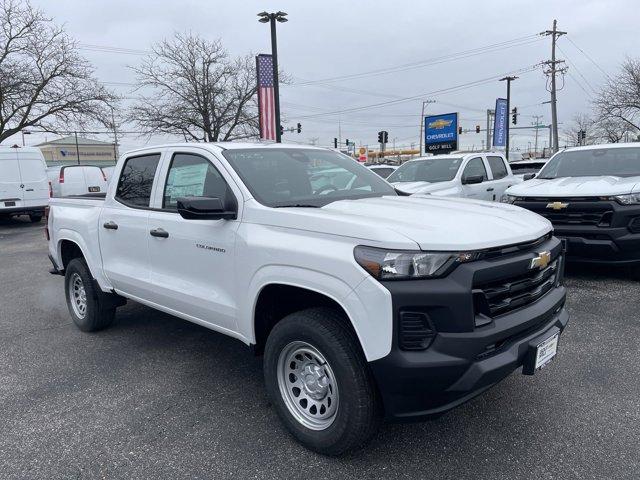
64;258;115;332
29;214;42;223
264;307;382;455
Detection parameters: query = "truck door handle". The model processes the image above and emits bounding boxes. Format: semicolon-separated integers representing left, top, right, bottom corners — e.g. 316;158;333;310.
150;228;169;238
486;187;495;192
103;221;118;230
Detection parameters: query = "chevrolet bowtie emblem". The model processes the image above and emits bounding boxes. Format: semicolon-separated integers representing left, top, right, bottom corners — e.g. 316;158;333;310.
546;201;569;210
530;251;551;270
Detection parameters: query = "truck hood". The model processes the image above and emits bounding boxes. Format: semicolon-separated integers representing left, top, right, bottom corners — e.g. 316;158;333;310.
246;196;551;251
507;176;640;197
391;180;457;194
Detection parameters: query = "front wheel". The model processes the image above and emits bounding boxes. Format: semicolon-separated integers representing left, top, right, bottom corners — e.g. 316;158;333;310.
264;308;382;455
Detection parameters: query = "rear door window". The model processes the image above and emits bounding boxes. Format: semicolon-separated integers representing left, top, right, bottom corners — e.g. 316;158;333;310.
115;154;161;207
487;156;508;179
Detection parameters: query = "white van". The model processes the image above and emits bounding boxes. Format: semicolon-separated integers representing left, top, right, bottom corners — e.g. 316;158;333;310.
47;165;108;198
0;147;49;222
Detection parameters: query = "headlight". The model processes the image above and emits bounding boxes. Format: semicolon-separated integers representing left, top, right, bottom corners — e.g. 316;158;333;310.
613;193;640;205
354;246;477;280
501;194;516;204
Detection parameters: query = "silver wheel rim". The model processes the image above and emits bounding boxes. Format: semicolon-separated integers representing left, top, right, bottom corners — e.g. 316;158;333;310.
69;273;87;319
277;341;339;431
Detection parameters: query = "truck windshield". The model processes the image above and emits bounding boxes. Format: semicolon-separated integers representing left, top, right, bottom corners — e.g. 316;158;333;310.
222;148;396;207
387;157;462;183
538;147;640;179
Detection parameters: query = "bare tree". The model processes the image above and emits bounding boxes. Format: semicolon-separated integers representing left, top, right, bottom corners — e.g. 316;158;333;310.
0;0;116;143
593;116;636;143
563;113;594;146
594;57;640;132
129;33;259;142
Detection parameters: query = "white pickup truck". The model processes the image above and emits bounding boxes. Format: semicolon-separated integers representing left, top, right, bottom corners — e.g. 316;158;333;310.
387;152;522;201
47;143;568;455
504;143;640;267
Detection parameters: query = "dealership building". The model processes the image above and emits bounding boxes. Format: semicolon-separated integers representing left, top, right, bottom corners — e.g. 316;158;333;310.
36;135;118;165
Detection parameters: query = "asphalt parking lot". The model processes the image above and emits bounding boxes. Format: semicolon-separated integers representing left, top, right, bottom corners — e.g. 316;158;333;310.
1;216;639;479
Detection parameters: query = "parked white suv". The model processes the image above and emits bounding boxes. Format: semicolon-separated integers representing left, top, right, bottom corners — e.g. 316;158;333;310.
504;143;640;266
0;147;49;222
388;152;520;201
47;143;568;454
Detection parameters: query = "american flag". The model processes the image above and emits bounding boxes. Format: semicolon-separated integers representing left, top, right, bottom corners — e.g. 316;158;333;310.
256;54;276;140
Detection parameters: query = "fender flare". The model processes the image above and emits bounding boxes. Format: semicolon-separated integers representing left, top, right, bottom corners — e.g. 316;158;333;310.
244;265;392;361
56;229;114;292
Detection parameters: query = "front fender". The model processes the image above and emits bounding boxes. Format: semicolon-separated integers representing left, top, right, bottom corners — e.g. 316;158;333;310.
243;265;392;362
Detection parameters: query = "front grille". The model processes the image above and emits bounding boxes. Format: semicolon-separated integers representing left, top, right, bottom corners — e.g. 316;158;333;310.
516;198;613;227
473;258;559;317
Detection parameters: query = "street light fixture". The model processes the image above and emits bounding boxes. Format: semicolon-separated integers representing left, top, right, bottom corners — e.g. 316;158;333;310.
257;11;288;142
21;130;31;146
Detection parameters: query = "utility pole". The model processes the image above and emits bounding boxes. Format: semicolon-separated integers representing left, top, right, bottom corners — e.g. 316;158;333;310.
532;114;543;157
74;131;80;165
542;19;567;153
418;99;436;155
258;11;288;143
499;76;517;160
110;107;118;162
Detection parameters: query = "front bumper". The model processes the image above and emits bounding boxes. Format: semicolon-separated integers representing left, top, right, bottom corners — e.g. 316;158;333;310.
369;236;569;421
514;200;640;265
0;205;46;216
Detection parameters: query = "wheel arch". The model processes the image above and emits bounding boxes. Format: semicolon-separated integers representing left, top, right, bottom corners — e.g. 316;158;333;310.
55;230;114;292
252;282;359;355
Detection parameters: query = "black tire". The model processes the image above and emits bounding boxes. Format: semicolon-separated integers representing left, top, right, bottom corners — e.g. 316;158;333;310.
64;258;115;332
29;214;42;223
264;307;382;456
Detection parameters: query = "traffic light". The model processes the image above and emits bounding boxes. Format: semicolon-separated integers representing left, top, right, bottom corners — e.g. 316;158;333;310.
333;137;338;148
475;125;480;133
279;125;284;136
512;107;518;125
296;122;302;133
581;130;586;140
382;131;388;144
458;126;463;135
377;131;383;143
345;139;349;146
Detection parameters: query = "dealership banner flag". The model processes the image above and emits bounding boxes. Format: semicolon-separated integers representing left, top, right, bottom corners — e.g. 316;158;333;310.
256;54;276;141
493;98;508;147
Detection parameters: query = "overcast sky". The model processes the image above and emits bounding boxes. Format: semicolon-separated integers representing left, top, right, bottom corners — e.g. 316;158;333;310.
9;0;640;153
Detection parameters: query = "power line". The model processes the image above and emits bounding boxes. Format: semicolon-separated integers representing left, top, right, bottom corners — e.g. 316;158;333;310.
557;44;597;94
296;64;541;120
293;35;542;86
565;36;610;79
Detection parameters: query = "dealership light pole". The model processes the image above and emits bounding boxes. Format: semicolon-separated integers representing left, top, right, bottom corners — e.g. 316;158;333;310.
258;11;287;143
499;76;517;160
418;99;436;155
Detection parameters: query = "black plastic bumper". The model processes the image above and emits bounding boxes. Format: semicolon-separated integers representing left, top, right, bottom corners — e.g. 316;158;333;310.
369;236;569;421
0;205;46;216
553;224;640;264
514;200;640;265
